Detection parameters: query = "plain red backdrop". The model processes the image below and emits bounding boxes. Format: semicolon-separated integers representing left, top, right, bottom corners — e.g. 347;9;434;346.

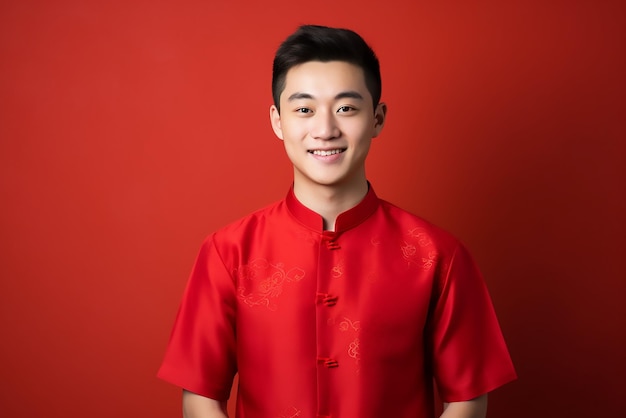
1;0;624;417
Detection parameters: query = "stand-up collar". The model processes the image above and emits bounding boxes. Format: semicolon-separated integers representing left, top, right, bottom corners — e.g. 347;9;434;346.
285;183;380;233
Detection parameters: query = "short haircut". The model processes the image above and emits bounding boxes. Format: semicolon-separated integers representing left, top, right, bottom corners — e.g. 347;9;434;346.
272;25;381;112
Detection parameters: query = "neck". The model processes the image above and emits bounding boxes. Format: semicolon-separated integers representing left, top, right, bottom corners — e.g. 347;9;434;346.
293;179;369;231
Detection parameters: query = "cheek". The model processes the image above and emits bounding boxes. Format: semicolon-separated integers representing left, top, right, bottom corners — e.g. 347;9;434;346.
347;124;375;143
280;119;309;140
344;116;375;135
281;133;301;154
281;141;304;166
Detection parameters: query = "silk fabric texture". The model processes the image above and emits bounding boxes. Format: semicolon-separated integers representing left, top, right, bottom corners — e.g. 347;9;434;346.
158;185;517;418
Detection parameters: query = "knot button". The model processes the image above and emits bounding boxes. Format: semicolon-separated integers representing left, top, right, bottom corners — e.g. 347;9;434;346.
326;240;341;250
316;293;338;306
317;357;339;368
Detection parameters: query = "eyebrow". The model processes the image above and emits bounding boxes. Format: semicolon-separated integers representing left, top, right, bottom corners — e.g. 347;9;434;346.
287;91;364;102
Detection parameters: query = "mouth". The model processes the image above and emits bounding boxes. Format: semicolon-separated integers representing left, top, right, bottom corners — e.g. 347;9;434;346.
308;148;347;156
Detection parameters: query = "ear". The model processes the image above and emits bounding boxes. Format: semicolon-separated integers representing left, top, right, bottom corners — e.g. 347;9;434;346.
373;102;387;138
269;105;284;140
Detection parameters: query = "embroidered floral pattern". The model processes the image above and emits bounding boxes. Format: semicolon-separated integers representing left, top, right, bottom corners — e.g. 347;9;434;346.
339;317;361;372
401;241;417;259
339;317;361;332
407;227;433;247
402;227;438;270
235;259;305;310
422;251;437;271
331;259;345;278
348;338;360;362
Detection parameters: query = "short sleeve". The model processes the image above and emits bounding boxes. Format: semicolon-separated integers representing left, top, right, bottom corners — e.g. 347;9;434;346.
157;235;237;400
427;244;517;402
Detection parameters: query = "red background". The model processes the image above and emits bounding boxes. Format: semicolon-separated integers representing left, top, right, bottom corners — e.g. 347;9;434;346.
1;1;624;417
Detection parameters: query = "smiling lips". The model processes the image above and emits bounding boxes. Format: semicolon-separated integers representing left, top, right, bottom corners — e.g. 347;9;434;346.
309;149;346;156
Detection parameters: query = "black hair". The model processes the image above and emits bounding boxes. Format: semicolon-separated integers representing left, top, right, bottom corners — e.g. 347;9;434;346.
272;25;381;112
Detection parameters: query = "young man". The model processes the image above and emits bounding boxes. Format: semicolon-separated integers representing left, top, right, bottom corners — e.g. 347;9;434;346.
158;25;516;418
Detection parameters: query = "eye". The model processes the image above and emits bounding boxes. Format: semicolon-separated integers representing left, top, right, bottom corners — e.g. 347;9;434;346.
295;107;312;114
337;105;355;113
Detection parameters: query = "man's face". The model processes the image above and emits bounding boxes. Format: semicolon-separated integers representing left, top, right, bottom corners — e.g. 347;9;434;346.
270;61;386;192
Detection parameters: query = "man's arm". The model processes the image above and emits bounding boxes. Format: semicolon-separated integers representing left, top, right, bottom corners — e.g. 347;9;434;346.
440;394;488;418
182;390;228;418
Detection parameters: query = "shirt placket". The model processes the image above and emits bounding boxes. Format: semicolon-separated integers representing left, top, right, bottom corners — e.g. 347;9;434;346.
315;230;341;418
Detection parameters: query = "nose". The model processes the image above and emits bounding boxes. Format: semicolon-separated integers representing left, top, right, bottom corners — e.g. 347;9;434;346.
310;110;340;140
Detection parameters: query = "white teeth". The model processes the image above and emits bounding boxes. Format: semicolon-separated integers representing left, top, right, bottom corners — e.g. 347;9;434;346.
311;149;344;156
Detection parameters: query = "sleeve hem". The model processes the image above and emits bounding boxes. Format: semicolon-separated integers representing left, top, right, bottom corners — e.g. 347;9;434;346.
157;367;232;401
439;371;518;403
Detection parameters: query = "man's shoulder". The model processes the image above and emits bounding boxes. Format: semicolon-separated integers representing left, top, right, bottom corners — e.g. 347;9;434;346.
210;198;286;241
376;198;460;249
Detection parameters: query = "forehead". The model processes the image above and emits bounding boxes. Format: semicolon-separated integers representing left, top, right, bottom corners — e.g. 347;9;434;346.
281;61;370;101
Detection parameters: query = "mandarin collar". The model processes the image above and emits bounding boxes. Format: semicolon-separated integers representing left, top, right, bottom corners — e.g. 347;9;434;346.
285;183;380;234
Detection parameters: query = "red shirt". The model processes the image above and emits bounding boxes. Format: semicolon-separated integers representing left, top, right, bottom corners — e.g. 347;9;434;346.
158;185;516;417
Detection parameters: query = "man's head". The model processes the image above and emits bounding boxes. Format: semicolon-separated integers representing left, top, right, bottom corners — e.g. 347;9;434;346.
269;26;387;195
272;25;381;113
